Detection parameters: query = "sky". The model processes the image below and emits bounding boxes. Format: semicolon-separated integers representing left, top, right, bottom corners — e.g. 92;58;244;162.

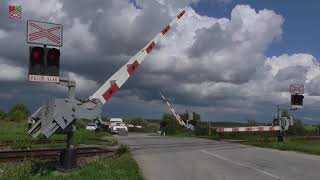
0;0;320;123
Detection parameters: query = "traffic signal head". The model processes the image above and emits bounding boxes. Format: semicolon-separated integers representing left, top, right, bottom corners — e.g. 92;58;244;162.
291;94;304;109
46;48;60;76
28;46;60;78
29;46;45;75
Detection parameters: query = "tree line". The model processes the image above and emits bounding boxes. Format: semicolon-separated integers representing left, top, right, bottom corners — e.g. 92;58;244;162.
0;103;30;122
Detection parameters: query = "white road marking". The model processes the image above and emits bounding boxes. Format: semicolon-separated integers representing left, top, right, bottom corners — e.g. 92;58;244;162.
200;149;281;180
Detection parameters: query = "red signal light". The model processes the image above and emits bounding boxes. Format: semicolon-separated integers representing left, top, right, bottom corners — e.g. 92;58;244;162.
32;50;41;59
31;47;44;61
47;48;60;62
46;48;60;76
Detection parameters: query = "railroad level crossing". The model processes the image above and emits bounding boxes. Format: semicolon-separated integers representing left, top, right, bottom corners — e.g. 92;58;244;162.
216;84;304;142
27;10;187;171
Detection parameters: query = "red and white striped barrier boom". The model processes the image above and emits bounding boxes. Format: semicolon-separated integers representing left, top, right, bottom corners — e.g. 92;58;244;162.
128;124;143;128
216;126;281;133
90;10;187;105
160;92;186;126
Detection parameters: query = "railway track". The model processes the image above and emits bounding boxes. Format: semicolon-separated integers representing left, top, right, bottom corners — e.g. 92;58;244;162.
0;139;65;146
0;147;114;162
0;138;104;147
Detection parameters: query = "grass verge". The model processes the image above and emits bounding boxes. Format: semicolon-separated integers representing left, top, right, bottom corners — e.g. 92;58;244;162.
0;153;143;180
243;138;320;155
182;130;320;156
0;122;113;149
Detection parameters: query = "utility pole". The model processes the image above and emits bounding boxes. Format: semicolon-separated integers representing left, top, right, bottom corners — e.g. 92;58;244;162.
57;79;77;171
209;120;212;136
277;104;285;142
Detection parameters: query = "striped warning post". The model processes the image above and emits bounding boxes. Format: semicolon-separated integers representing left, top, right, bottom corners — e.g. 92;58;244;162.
216;126;281;133
90;10;187;105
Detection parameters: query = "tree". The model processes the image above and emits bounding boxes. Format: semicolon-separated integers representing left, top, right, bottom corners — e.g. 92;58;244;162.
0;110;6;120
160;114;181;135
7;103;30;122
287;119;306;135
129;117;148;127
9;103;30;116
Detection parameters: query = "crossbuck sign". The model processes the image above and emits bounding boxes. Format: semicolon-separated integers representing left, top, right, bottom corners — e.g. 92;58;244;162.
27;20;63;47
290;84;304;94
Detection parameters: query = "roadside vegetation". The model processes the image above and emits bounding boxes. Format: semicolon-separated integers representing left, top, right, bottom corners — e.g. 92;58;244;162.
0;103;114;149
0;152;143;180
126;117;160;133
0;103;143;180
156;111;320;156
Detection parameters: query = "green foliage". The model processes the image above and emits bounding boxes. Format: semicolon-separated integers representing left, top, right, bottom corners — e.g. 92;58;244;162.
128;117;148;127
246;139;320;156
287;119;306;135
75;119;88;129
194;123;210;136
0;121;30;141
160;113;184;135
7;110;28;122
0;110;6;120
0;154;143;180
0;161;33;179
12;140;32;149
5;103;30;122
0;122;113;149
75;129;110;144
116;144;129;156
9;103;30;115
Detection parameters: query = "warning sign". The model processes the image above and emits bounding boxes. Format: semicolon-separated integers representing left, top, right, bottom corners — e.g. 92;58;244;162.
28;75;59;83
27;20;63;47
290;84;304;94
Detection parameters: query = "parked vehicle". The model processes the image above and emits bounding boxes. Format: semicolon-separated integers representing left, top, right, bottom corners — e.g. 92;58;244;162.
109;118;128;135
85;123;98;131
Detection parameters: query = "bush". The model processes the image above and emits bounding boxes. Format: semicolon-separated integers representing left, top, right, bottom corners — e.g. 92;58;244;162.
12;140;32;149
194;123;210;136
127;117;148;127
0;110;6;120
116;144;129;156
6;103;30;122
159;114;184;135
0;161;32;179
287;119;306;136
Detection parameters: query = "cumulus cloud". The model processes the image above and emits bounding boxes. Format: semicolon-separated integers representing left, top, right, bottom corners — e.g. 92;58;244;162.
0;58;25;81
65;72;99;93
64;18;97;54
22;0;66;22
1;0;320;121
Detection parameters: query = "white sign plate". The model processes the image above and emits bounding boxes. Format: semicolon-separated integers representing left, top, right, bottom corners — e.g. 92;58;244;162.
290;84;304;94
28;75;59;83
27;20;63;47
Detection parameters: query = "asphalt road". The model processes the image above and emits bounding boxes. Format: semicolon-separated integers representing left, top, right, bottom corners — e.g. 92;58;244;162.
115;133;320;180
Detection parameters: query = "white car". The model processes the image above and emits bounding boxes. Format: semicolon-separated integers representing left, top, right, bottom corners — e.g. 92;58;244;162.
85;123;98;131
110;122;128;134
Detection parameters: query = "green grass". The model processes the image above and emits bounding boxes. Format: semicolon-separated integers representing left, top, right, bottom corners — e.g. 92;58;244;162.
0;122;30;141
0;122;113;149
191;130;320;156
0;153;144;180
244;139;320;155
